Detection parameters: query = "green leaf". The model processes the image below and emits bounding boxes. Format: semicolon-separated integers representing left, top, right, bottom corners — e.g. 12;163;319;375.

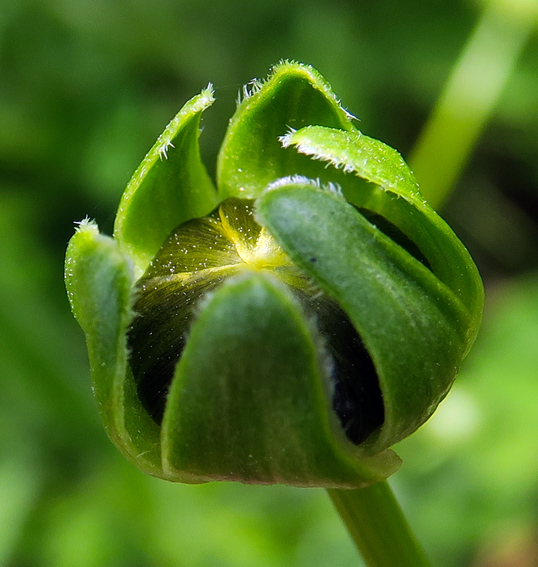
161;270;400;487
217;61;357;200
114;87;219;277
257;182;472;453
64;221;163;477
282;125;484;328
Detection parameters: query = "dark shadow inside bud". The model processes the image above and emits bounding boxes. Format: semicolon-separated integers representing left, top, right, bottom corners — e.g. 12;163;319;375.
128;276;225;424
129;333;183;424
358;208;432;270
296;292;385;445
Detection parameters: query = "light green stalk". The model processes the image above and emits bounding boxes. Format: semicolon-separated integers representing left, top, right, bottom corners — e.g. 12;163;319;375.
329;482;430;567
409;0;536;210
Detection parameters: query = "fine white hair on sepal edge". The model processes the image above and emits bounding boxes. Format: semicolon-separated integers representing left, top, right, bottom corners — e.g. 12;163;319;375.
153;83;214;161
198;83;215;106
236;78;264;105
74;216;98;232
279;128;356;176
266;175;319;191
278;127;297;148
74;216;91;227
322;181;344;197
266;175;344;197
286;136;357;176
342;108;359;122
279;129;351;173
158;140;175;160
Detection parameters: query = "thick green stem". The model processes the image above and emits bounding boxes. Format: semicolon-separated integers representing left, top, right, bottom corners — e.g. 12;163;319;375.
409;0;535;210
328;481;430;567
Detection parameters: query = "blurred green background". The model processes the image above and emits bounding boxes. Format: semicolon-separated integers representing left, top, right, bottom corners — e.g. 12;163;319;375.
1;0;538;565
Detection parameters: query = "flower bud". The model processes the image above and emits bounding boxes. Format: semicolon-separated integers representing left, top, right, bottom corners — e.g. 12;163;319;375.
65;62;483;488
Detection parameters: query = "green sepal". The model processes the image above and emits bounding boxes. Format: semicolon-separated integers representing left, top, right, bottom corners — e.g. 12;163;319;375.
114;87;219;277
257;182;472;454
282;125;484;331
280;125;422;200
161;270;401;487
64;221;163;477
217;61;357;200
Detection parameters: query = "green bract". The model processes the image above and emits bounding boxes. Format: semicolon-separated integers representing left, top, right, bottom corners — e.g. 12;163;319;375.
65;62;483;488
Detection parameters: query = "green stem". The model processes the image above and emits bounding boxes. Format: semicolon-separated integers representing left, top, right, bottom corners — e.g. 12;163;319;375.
409;0;535;210
328;481;430;567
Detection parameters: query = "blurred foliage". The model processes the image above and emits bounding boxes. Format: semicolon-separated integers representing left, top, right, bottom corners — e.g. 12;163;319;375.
1;0;537;565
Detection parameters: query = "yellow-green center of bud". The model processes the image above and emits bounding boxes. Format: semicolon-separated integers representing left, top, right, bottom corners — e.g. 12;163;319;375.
128;198;385;445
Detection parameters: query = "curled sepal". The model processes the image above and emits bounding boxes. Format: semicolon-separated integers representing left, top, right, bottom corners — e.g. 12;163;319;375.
217;61;357;200
281;125;484;331
161;271;401;487
280;125;422;200
257;181;475;454
65;221;163;477
114;87;218;277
